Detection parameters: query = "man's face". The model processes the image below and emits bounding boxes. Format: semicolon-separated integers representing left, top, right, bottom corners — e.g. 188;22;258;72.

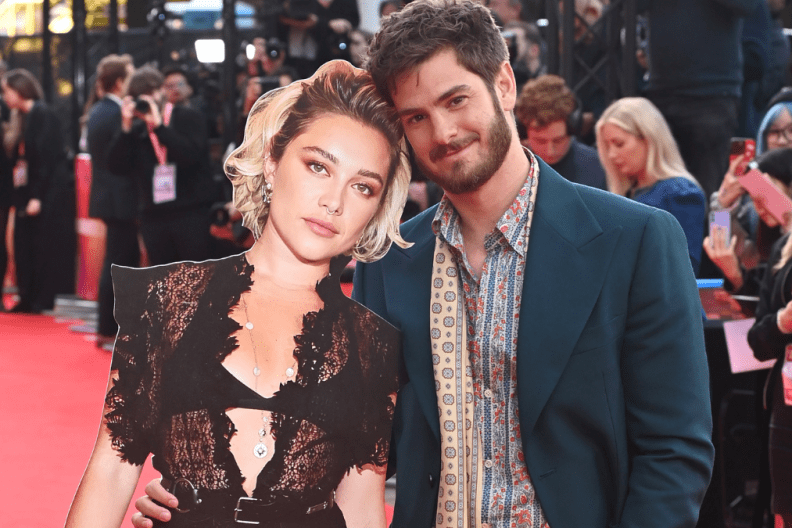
163;73;190;105
392;49;513;195
524;120;572;165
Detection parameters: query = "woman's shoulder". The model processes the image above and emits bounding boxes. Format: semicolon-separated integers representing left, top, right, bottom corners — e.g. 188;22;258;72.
111;254;248;311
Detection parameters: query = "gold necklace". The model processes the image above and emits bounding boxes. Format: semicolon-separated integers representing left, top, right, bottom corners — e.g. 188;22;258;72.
241;296;297;459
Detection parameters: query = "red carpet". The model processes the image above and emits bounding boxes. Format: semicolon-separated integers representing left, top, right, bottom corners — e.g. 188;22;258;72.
0;312;159;527
1;310;392;527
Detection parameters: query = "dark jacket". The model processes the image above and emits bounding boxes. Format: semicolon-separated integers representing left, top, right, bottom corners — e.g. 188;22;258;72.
639;0;762;98
87;96;138;221
13;101;72;211
107;104;215;220
353;161;714;528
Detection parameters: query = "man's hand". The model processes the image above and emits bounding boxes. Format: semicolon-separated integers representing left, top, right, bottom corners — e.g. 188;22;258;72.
130;478;178;528
137;94;162;129
121;97;136;132
25;198;41;216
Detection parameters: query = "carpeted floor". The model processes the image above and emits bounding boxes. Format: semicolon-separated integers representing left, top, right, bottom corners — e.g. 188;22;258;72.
1;306;393;527
0;311;159;527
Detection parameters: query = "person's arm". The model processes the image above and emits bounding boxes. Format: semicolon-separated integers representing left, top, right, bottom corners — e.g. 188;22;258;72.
153;107;208;166
65;374;145;528
335;465;388;528
747;235;792;361
618;209;714;527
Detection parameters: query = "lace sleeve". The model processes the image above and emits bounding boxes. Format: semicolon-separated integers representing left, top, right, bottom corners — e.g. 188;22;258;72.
348;304;401;469
103;265;165;465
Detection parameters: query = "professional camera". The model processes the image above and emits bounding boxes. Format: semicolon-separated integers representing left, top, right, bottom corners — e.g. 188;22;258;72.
134;98;151;115
266;38;286;59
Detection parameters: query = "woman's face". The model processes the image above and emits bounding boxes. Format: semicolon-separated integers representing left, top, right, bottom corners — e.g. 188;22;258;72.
752;174;791;227
599;122;649;182
264;113;391;265
1;80;24;110
765;108;792;151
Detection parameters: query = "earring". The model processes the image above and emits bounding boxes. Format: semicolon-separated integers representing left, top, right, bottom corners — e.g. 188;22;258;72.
262;179;273;204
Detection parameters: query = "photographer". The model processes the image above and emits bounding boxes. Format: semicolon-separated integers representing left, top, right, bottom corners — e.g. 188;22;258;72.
107;66;216;266
279;0;359;78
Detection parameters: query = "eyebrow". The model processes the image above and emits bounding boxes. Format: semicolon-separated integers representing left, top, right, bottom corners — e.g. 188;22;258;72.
396;84;471;118
303;146;384;186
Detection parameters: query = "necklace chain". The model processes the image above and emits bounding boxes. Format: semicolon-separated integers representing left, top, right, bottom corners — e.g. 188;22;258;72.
241;294;297;459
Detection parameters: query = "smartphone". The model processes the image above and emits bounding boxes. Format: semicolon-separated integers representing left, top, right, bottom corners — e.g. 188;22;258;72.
709;210;731;247
730;137;756;175
739;162;792;226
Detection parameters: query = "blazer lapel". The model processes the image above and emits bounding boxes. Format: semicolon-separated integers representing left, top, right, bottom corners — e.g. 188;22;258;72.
517;164;622;437
383;211;442;442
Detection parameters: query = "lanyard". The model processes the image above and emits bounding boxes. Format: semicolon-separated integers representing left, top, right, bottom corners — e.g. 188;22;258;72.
147;102;173;166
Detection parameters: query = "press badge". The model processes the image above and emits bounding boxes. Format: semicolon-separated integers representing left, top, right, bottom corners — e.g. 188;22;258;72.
12;160;27;188
153;164;176;204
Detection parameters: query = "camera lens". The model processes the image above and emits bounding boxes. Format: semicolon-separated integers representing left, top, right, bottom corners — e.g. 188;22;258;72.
135;99;151;114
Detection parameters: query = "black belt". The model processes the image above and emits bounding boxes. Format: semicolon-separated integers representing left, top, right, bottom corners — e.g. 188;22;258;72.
161;477;335;525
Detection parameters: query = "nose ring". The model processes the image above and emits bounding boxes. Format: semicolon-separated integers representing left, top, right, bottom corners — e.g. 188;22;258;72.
326;207;339;216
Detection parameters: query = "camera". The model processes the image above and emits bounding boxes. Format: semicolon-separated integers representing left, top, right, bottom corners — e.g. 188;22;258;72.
135;98;151;115
266;38;286;59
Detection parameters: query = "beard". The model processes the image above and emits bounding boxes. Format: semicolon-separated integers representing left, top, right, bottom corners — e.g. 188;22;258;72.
416;103;512;195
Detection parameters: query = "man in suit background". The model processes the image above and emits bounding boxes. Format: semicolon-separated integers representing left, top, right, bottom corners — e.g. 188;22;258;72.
130;1;714;526
356;1;714;527
87;54;137;346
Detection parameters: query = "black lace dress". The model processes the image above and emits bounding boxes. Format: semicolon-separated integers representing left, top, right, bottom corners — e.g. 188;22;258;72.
104;253;400;527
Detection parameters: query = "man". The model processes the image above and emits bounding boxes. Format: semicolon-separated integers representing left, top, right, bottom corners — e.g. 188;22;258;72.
87;54;137;345
638;0;762;198
107;66;216;266
161;66;193;107
132;1;714;527
503;21;547;92
515;74;605;190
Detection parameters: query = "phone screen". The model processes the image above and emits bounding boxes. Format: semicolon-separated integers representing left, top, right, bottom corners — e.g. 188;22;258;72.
709;210;731;246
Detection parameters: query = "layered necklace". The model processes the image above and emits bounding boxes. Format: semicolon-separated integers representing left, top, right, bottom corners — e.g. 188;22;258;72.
241;295;297;459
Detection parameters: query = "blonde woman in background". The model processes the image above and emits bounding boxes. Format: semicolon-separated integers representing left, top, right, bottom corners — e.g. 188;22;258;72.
596;97;707;275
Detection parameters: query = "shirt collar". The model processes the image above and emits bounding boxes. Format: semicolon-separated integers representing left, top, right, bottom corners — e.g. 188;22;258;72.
432;149;539;258
106;93;123;107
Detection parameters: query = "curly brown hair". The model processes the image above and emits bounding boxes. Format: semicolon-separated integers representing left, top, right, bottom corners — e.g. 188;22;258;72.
366;0;508;105
515;74;576;130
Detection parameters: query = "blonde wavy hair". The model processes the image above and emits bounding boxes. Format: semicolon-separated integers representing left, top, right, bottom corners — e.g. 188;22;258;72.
595;97;700;197
225;60;412;262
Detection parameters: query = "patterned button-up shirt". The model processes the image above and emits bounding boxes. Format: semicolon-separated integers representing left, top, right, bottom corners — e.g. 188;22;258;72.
431;152;549;528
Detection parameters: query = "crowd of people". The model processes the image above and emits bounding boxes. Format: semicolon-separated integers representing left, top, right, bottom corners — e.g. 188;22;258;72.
0;0;790;526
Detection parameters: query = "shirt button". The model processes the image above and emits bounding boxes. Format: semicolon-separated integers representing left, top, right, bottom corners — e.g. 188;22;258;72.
484;389;493;398
484;459;494;469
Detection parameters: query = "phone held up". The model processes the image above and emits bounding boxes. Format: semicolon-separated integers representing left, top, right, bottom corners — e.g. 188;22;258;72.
730;137;756;175
709;210;731;247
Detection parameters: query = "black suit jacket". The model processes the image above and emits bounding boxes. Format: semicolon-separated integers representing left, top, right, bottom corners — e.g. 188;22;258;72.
87;97;138;221
107;105;215;220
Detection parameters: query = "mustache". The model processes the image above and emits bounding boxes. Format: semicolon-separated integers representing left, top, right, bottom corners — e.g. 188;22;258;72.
429;135;477;163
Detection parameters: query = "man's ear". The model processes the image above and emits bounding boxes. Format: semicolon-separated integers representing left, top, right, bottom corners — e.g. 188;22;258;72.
495;60;518;113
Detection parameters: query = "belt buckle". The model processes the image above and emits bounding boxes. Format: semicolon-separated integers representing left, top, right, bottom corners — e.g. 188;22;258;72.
171;478;202;514
234;497;261;525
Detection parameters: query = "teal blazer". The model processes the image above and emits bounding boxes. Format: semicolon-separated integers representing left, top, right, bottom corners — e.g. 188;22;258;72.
354;161;714;528
353;161;714;528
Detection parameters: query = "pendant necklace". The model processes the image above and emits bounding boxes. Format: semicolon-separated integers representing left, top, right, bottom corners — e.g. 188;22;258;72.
242;295;297;459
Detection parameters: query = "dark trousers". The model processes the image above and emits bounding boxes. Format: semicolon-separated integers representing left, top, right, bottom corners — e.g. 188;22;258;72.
97;219;140;337
0;205;8;299
140;208;212;266
648;95;739;199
